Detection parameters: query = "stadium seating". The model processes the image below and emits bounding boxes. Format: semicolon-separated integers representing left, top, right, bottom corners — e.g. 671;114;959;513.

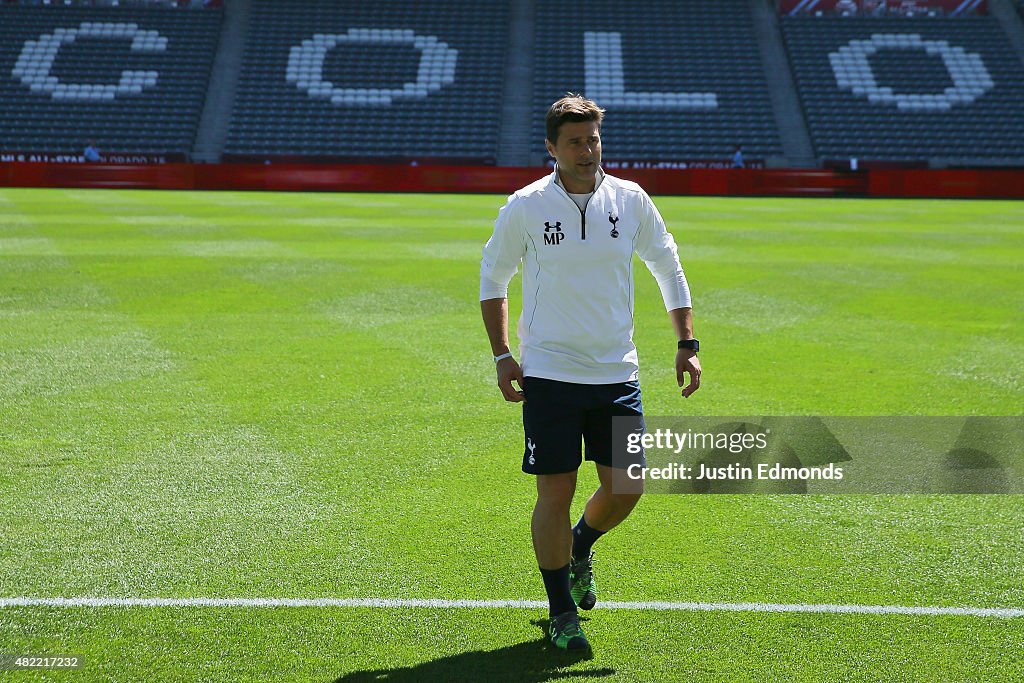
0;4;221;157
224;0;508;163
5;1;1024;168
782;16;1024;162
532;0;783;164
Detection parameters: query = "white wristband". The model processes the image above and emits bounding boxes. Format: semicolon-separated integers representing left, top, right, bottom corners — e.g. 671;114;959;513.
493;352;513;363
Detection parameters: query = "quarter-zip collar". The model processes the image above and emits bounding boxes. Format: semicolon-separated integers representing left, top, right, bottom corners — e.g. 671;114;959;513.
550;164;605;240
550;164;605;196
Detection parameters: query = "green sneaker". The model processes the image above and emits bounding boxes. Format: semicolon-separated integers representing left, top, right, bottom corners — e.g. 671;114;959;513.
569;552;597;610
548;610;590;651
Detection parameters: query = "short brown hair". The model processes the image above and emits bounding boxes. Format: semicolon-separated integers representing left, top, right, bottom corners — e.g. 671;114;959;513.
545;93;605;145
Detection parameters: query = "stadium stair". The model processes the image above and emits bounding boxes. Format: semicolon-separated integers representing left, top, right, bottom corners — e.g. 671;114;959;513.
750;0;816;167
990;0;1024;70
193;0;251;163
497;0;536;167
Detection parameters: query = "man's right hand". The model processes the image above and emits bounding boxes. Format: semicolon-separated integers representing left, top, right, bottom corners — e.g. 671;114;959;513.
496;357;526;402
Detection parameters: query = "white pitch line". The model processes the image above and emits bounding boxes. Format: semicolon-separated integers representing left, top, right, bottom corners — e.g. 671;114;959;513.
0;597;1022;618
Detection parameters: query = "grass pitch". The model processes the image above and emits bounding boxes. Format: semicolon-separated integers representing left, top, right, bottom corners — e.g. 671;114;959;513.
0;189;1022;681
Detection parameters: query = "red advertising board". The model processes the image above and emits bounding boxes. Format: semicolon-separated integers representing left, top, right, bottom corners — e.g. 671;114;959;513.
2;161;1022;199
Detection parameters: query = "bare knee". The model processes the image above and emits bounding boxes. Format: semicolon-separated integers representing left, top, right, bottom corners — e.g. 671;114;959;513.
535;471;577;513
596;464;644;501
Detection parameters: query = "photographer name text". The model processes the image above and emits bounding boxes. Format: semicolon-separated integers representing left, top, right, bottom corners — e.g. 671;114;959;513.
627;462;845;481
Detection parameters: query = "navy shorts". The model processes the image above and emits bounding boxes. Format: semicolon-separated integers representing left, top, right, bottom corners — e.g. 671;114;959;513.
521;376;645;475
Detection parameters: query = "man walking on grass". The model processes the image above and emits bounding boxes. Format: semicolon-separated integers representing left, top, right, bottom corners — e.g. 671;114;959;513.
480;94;701;651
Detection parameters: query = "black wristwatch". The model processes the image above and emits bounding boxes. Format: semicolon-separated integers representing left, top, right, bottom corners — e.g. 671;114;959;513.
678;339;699;352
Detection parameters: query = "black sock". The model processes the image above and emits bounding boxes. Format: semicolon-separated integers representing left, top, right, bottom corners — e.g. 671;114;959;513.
540;564;576;617
571;514;605;561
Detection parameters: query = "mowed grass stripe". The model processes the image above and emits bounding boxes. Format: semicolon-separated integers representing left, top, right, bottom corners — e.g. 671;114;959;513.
2;597;1023;618
3;606;1020;682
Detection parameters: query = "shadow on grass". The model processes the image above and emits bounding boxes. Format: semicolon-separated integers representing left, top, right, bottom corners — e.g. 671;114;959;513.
332;618;614;683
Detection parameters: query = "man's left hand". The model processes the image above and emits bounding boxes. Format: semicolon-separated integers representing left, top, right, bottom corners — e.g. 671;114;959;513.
676;349;701;398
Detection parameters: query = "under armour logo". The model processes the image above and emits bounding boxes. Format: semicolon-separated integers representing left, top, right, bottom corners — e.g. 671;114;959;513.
527;438;537;465
608;214;619;238
543;221;564;246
